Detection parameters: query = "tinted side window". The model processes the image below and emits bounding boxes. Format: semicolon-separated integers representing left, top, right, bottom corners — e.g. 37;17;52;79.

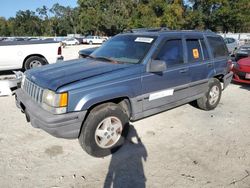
186;39;202;62
155;39;183;67
207;36;228;58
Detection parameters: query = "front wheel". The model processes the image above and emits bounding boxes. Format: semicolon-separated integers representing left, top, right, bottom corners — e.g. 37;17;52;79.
197;78;222;111
78;103;129;157
24;56;47;70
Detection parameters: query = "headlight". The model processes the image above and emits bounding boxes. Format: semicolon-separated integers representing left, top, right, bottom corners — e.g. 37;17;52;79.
42;89;68;114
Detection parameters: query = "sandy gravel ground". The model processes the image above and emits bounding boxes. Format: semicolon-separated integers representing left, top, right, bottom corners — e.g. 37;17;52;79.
0;45;250;188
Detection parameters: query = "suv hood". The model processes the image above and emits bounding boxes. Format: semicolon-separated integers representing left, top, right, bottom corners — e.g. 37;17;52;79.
25;59;134;91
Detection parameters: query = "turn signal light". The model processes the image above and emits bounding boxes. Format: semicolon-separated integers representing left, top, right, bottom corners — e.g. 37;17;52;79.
59;93;68;107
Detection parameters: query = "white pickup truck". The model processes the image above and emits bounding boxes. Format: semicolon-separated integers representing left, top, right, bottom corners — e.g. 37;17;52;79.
82;36;107;45
0;40;63;71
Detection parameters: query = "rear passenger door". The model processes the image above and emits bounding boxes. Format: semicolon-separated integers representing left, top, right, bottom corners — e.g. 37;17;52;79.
184;36;213;96
141;36;191;111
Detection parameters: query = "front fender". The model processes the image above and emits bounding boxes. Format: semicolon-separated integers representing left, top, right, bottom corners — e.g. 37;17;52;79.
74;86;133;111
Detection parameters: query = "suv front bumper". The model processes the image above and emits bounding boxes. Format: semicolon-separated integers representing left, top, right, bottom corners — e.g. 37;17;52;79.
15;89;87;139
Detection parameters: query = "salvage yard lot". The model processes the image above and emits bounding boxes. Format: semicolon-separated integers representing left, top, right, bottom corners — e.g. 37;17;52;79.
0;45;250;188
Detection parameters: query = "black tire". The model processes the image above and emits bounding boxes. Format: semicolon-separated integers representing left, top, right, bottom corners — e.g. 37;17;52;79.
24;56;47;70
79;103;129;157
89;41;93;45
197;78;222;111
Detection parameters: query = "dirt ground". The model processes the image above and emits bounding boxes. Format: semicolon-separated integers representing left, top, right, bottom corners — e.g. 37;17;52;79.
0;45;250;188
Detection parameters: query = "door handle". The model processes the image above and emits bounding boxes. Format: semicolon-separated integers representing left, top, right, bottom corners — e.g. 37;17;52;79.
179;68;188;73
207;62;213;67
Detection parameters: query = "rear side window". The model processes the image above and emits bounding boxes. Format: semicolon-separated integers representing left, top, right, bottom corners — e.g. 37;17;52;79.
186;39;203;62
207;36;228;58
155;39;184;67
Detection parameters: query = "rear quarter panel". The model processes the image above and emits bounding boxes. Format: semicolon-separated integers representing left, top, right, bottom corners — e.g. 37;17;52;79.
205;35;229;77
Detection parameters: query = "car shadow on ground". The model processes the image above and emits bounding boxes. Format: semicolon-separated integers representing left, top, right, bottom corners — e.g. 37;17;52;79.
103;124;147;188
232;81;250;91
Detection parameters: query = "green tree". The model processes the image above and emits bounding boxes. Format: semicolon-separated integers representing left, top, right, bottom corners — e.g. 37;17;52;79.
0;17;10;36
12;10;42;36
36;5;52;35
1;0;250;37
161;0;185;29
50;3;78;36
78;0;135;35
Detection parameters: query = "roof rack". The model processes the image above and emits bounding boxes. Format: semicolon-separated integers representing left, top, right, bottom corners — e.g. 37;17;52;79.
123;27;169;33
123;28;215;34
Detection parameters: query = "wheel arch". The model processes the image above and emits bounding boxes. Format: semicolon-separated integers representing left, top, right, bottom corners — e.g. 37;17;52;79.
85;97;132;119
77;97;132;139
22;54;48;69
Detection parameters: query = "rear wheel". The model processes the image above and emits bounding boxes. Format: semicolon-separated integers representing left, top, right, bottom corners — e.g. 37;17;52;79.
24;56;47;70
78;103;129;157
197;78;222;110
89;41;93;45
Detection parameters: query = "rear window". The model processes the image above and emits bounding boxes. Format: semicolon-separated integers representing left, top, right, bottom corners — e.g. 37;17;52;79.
207;36;228;58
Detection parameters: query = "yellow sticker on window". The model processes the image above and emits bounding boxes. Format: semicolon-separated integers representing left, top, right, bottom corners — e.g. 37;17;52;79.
193;49;199;59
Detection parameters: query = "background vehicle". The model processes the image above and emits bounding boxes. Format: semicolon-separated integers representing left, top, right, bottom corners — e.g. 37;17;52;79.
75;37;86;44
0;40;63;71
234;44;250;61
82;36;106;45
224;37;238;54
232;57;250;84
78;47;98;58
15;29;232;157
62;38;79;46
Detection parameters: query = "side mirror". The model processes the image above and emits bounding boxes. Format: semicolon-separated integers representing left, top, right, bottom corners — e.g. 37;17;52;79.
148;59;167;73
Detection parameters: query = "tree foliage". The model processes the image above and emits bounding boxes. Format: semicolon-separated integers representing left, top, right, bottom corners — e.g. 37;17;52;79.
0;0;249;37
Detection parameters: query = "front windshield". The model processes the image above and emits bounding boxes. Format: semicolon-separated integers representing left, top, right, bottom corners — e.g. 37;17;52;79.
91;35;156;64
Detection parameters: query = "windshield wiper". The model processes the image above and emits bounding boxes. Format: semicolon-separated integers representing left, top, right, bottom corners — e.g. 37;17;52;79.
93;56;121;64
86;54;96;59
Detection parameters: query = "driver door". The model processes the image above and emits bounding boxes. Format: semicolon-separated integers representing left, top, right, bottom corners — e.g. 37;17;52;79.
141;36;191;111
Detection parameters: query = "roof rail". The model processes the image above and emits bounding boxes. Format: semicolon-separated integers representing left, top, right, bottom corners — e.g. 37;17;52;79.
123;27;169;33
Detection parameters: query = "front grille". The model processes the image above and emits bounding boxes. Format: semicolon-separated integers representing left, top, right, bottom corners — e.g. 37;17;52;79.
22;78;44;103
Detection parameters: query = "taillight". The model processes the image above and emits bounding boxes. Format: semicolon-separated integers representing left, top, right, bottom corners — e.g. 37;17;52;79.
227;59;233;71
58;46;62;55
